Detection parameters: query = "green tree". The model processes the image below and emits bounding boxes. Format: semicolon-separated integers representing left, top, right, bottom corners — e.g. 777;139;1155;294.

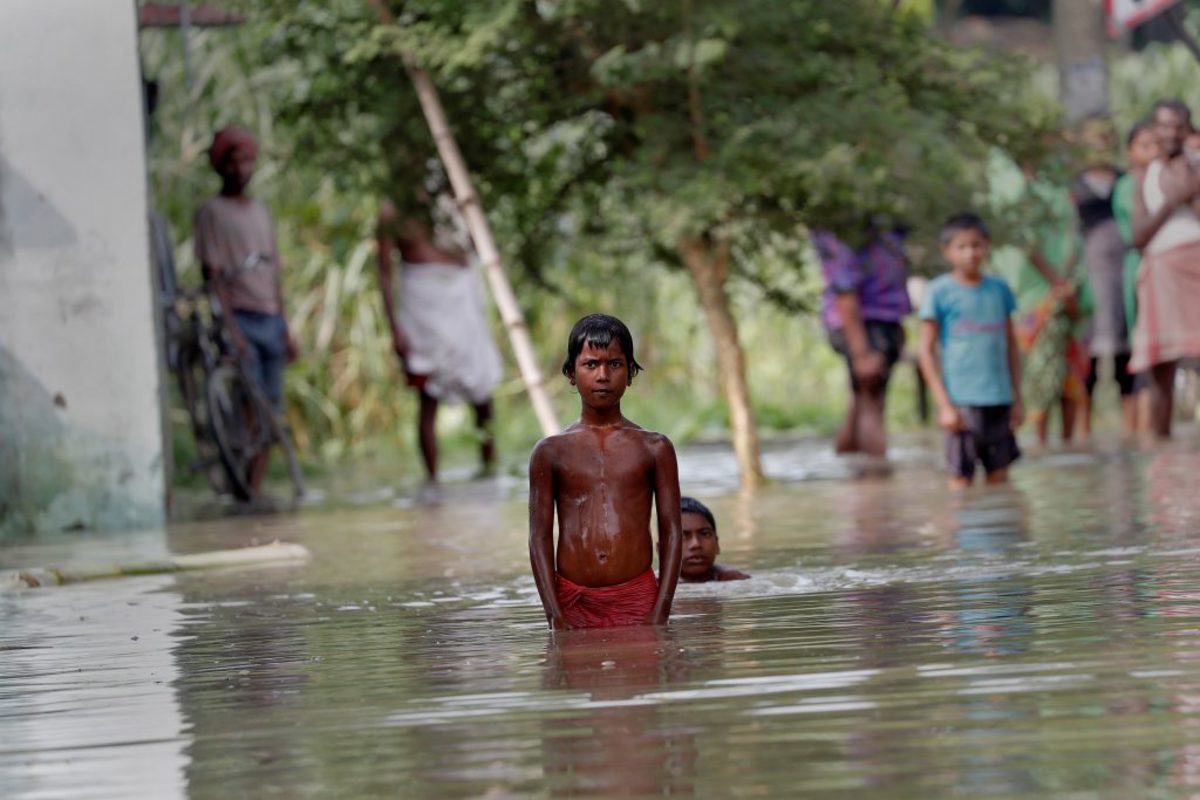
265;0;1057;487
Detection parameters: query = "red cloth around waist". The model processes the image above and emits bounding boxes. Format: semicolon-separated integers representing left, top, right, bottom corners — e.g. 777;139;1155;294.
555;568;658;629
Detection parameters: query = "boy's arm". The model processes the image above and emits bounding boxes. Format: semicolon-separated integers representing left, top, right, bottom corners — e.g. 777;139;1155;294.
528;441;567;630
916;319;963;432
649;437;683;625
376;202;410;362
1006;318;1024;428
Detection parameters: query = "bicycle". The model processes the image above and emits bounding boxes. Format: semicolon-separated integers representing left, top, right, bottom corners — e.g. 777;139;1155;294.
169;290;305;504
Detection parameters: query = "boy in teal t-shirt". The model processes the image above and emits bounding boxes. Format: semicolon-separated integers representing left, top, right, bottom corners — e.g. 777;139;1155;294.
918;213;1024;489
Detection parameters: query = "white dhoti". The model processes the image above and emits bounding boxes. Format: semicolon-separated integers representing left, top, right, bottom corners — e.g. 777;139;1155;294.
396;261;503;405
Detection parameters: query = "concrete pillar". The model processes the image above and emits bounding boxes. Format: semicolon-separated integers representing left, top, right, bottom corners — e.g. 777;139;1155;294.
1054;0;1110;122
0;1;166;534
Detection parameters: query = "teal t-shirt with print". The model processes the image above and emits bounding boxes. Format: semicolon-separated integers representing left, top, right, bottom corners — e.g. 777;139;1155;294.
920;273;1017;407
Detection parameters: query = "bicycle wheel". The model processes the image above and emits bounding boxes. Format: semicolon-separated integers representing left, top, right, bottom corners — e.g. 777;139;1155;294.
175;341;230;495
175;343;206;435
205;363;265;502
265;408;306;503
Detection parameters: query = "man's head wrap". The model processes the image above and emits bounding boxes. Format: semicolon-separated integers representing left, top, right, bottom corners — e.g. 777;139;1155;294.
209;126;257;172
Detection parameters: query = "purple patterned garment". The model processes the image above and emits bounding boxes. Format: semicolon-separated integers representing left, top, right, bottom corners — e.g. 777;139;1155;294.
813;230;913;331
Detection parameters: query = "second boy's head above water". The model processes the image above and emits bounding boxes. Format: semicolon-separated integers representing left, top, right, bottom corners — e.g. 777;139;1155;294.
939;212;991;281
680;497;721;581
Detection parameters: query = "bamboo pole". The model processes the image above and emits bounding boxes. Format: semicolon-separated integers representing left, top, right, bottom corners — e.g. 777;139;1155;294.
368;1;560;437
2;541;311;590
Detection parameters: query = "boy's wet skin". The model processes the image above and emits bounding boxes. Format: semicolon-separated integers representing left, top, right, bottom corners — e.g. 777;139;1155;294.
547;423;666;585
532;341;675;586
529;332;683;629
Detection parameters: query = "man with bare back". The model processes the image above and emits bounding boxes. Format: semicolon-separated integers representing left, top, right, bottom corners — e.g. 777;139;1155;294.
528;314;683;630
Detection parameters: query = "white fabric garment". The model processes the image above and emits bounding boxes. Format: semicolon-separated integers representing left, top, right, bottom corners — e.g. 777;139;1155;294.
1143;159;1200;255
395;261;503;405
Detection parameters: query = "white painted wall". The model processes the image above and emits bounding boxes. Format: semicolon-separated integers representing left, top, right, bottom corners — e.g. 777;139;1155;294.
0;0;165;533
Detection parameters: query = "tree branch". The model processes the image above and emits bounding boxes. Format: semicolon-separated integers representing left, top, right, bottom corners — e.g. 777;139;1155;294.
682;0;711;162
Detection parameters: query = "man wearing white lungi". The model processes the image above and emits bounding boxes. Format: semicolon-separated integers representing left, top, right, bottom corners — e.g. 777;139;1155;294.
377;200;503;492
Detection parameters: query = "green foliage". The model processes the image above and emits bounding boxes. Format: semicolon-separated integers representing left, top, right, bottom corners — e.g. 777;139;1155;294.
1111;37;1200;135
142;1;1063;486
264;0;1055;268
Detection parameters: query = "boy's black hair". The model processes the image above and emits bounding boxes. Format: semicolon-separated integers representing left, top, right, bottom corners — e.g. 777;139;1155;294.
561;314;644;378
1154;98;1192;123
681;496;717;532
1127;118;1157;148
939;212;991;247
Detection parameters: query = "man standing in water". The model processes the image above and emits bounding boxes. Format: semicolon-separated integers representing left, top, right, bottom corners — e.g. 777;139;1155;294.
528;314;683;629
812;227;913;460
376;199;503;498
194;126;297;498
1131;100;1200;438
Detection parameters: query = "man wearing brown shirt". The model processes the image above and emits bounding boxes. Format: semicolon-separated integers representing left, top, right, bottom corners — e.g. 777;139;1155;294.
194;126;297;495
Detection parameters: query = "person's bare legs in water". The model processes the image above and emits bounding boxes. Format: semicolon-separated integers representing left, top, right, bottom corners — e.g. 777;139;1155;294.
834;394;859;454
1151;360;1178;438
417;391;497;496
835;380;887;458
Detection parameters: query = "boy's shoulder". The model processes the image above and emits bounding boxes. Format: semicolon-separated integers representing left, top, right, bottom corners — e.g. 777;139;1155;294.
980;273;1014;295
925;272;961;302
531;422;674;464
928;272;957;291
715;564;751;581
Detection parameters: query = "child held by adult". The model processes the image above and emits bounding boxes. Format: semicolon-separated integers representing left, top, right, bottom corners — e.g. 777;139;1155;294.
918;214;1024;490
528;315;683;630
679;497;749;583
1130;100;1200;438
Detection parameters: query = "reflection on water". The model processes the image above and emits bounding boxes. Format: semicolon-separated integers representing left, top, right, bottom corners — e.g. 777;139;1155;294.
9;438;1200;796
541;627;696;796
0;575;188;798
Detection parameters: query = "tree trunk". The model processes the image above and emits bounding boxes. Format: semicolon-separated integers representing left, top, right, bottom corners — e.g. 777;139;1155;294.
1052;0;1109;123
679;237;764;489
368;0;560;437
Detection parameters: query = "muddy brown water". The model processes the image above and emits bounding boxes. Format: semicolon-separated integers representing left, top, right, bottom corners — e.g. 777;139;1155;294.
5;435;1200;798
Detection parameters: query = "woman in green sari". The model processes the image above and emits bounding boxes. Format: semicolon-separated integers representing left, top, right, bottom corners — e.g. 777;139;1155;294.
991;158;1092;446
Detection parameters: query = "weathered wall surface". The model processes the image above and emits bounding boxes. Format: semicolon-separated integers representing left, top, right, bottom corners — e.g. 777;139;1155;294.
0;1;166;534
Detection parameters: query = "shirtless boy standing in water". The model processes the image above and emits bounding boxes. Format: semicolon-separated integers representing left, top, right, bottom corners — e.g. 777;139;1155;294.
529;314;683;630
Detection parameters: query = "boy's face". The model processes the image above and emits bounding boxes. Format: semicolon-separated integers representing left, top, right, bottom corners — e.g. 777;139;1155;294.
1129;129;1161;169
680;511;719;581
221;145;256;192
569;340;630;408
941;228;989;278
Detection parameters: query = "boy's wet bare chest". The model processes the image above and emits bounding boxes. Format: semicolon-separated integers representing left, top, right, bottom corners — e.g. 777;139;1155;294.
555;440;655;501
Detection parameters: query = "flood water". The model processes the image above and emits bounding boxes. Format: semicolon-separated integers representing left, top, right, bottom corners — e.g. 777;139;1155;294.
6;434;1200;798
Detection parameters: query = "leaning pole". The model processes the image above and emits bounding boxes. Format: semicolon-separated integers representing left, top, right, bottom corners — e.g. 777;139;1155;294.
368;1;560;438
